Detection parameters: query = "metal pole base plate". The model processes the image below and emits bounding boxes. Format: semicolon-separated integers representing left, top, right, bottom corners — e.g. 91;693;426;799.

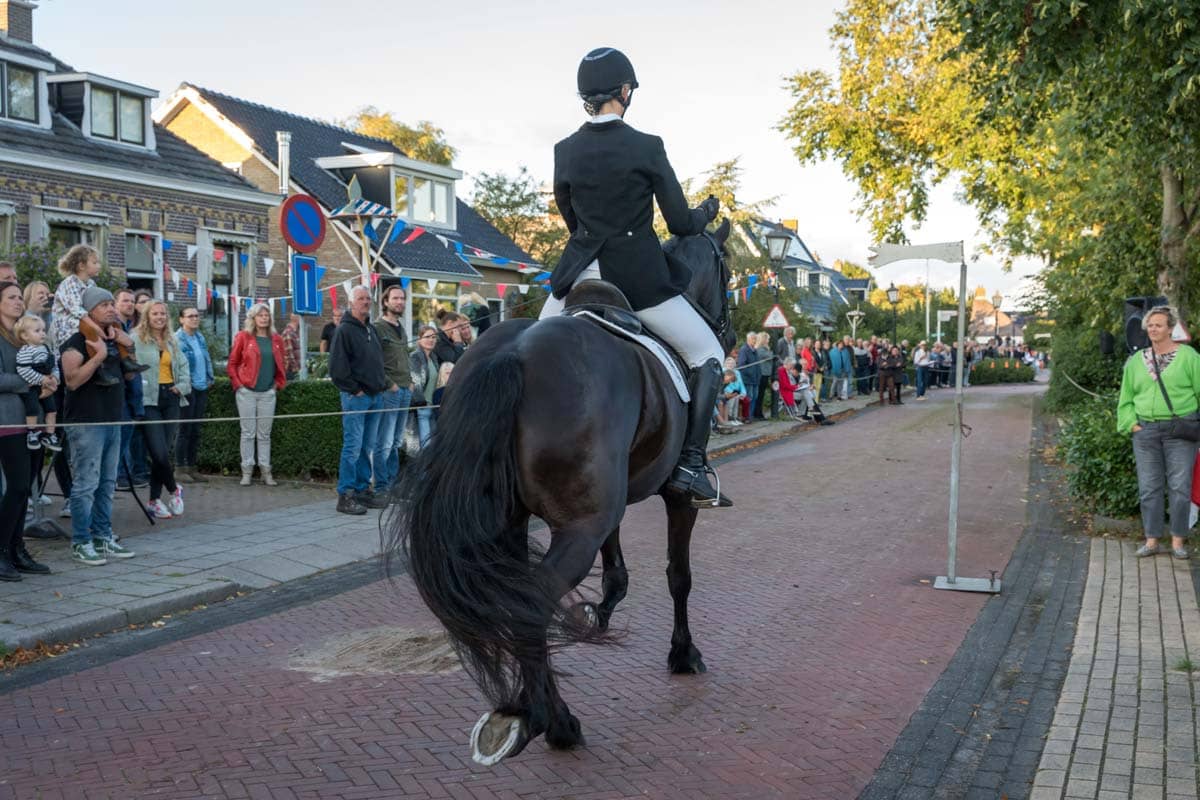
934;575;1001;594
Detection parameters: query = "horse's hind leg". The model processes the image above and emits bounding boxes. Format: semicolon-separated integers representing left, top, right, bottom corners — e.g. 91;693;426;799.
596;527;628;631
534;526;615;750
664;499;706;674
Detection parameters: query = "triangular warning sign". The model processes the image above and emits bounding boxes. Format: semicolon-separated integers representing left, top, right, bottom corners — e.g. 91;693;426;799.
762;304;790;328
1173;321;1191;342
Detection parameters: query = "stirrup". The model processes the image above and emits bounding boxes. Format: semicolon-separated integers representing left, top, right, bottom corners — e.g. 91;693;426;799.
672;463;731;509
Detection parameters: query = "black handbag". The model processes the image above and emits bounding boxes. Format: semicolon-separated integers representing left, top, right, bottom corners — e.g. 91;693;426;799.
1150;352;1200;441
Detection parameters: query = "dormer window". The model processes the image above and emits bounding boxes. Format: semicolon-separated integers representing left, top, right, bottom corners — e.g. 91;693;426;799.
2;61;36;122
313;152;461;231
48;73;157;149
394;173;453;227
90;87;145;145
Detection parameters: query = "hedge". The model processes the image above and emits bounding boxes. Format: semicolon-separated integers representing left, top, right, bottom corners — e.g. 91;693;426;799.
1044;325;1123;412
1058;396;1139;518
969;358;1036;384
196;377;344;480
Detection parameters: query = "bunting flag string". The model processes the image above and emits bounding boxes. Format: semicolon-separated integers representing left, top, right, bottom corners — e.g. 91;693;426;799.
263;258;275;277
186;244;197;261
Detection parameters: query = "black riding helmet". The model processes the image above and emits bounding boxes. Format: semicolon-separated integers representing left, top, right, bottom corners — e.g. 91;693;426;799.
577;47;638;104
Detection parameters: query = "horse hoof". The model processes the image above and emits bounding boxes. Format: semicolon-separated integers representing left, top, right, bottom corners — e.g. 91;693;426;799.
569;602;599;630
671;658;707;675
669;644;707;674
470;711;526;766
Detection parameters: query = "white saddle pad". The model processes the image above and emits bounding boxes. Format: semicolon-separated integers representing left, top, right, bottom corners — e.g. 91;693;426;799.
568;309;690;402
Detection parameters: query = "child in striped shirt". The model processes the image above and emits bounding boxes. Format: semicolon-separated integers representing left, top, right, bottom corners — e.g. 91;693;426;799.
14;314;61;452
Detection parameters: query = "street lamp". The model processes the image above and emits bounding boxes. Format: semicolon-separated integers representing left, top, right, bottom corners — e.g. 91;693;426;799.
886;282;900;343
992;290;1003;342
846;305;865;340
765;227;791;299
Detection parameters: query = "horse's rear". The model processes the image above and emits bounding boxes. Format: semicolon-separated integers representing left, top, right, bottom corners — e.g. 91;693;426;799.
391;313;689;763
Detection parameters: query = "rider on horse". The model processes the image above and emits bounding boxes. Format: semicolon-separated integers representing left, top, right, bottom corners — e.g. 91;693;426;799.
538;47;732;509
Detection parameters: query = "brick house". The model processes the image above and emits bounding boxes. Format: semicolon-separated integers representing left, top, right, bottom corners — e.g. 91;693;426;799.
0;2;278;352
155;84;535;337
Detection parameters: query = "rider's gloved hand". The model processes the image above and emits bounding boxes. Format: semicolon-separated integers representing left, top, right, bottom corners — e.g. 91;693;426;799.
700;195;719;222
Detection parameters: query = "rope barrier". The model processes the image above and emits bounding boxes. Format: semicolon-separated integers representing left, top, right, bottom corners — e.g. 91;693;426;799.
15;401;442;431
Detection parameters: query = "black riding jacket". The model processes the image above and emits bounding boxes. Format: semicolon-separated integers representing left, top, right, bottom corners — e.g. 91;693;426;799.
550;119;710;311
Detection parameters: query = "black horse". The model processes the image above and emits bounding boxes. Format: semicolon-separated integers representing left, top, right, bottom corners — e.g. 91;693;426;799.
391;220;736;765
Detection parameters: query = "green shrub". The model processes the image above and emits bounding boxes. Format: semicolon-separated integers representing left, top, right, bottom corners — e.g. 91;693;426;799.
1058;396;1140;517
1044;325;1123;411
969;359;1036;384
2;240;125;294
197;377;344;480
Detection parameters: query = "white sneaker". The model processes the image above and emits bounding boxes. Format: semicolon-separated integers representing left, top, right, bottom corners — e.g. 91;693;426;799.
59;502;71;518
168;486;184;516
37;494;51;506
147;499;172;519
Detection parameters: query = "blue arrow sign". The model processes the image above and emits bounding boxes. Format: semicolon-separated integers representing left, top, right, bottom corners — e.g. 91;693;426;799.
291;254;326;316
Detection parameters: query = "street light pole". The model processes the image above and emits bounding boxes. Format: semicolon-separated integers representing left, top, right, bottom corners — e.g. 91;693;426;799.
992;291;1003;345
886;282;900;343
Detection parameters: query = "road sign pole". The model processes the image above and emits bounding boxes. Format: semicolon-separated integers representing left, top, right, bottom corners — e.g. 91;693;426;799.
935;252;1000;594
278;131;308;380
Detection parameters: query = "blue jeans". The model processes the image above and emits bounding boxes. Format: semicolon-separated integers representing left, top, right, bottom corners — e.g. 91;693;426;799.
67;424;121;546
417;406;435;447
372;387;411;490
337;391;382;496
916;366;929;397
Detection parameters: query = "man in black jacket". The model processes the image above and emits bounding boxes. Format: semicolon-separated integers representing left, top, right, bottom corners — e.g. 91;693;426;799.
328;286;388;514
538;47;730;508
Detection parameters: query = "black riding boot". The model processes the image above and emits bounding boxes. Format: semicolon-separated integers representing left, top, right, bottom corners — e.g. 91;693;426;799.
667;359;733;509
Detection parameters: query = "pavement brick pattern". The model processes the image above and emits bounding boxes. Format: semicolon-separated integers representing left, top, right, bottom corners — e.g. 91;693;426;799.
1032;538;1200;800
0;385;1038;799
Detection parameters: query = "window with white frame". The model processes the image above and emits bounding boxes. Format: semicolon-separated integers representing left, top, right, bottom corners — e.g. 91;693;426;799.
48;223;101;249
91;86;145;145
1;61;37;123
808;272;822;292
0;204;13;253
124;231;160;280
393;171;454;228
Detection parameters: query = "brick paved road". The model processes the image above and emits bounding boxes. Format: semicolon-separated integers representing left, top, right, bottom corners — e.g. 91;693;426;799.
0;385;1040;799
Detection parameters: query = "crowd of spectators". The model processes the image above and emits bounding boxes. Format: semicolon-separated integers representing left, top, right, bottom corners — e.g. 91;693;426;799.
0;245;1046;578
712;328;1014;431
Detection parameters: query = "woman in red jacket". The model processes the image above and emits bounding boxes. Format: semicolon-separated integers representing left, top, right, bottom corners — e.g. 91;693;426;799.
227;303;287;486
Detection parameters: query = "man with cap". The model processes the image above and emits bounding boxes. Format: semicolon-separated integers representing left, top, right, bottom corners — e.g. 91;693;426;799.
60;286;136;566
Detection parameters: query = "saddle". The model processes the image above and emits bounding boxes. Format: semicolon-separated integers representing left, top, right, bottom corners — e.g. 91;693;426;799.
562;281;642;335
561;280;690;402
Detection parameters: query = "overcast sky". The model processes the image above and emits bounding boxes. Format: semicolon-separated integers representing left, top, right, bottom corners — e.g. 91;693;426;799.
32;0;1040;307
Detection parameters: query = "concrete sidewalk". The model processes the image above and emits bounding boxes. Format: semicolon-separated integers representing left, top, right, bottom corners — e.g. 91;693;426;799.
1031;539;1200;800
0;385;895;653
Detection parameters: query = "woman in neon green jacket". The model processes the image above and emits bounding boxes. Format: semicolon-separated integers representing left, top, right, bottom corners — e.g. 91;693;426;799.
1117;306;1200;559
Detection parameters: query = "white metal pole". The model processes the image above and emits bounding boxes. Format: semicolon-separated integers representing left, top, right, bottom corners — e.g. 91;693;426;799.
946;252;968;583
924;259;931;340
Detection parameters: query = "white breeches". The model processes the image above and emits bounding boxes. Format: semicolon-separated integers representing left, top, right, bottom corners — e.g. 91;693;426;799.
539;261;725;368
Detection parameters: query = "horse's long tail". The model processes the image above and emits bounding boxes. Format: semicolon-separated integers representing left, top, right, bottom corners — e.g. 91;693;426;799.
388;350;596;709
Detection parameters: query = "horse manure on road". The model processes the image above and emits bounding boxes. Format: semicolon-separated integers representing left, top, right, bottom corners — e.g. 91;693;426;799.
288;627;460;681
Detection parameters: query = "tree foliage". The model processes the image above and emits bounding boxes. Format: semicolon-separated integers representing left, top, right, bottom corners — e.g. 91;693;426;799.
345;107;456;166
832;259;871;279
471;167;568;267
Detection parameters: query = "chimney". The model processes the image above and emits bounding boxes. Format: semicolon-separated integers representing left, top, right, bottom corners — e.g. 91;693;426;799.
0;1;35;43
781;218;798;233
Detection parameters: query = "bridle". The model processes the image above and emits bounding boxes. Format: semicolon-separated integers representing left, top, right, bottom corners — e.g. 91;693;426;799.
698;230;733;347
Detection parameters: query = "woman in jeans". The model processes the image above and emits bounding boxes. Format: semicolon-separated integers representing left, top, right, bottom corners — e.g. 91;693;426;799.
134;301;189;519
409;325;440;447
1118;306;1200;559
753;332;773;419
227;303;287;486
0;281;51;580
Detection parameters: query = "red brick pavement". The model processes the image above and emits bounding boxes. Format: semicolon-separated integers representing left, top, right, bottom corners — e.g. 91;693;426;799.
0;385;1041;800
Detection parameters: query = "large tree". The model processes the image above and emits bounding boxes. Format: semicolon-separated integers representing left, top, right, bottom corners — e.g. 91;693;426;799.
776;0;1174;327
471;167;568;267
345;107;456;166
942;0;1200;316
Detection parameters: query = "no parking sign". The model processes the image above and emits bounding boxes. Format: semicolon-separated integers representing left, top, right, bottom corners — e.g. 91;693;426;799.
280;194;326;254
